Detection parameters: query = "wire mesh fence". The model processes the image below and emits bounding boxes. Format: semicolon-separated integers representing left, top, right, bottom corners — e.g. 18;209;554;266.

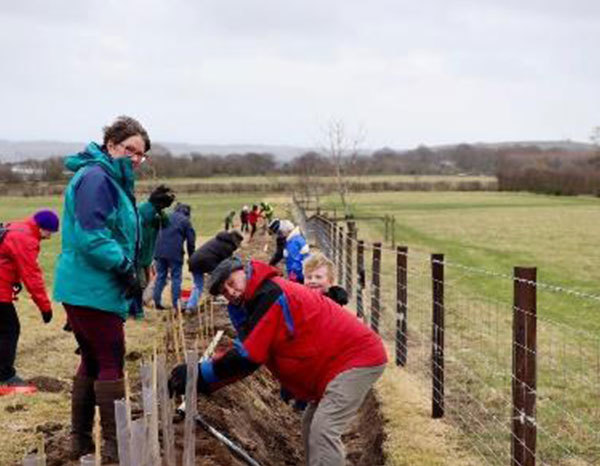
304;209;600;466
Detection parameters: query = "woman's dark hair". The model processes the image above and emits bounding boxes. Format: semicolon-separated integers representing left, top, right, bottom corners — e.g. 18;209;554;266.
102;115;151;152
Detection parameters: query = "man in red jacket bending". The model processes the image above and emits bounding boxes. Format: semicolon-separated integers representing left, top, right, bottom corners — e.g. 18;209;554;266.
0;209;58;395
169;257;387;465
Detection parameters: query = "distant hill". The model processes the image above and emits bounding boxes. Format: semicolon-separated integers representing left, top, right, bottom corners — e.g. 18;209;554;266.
431;140;594;152
0;140;311;163
0;138;593;163
0;140;85;162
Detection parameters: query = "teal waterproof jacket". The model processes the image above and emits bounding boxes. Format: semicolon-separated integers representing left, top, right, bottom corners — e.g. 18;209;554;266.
53;142;157;319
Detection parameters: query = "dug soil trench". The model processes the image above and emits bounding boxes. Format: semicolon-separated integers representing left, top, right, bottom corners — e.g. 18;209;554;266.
29;227;387;465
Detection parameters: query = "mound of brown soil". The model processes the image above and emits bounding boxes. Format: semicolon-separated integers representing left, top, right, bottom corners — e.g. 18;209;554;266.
28;376;69;393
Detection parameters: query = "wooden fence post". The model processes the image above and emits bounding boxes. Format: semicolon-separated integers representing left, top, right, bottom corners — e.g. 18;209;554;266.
512;267;537;466
338;225;345;286
345;222;355;299
431;253;444;419
356;240;365;319
370;242;382;333
330;222;337;262
384;216;389;242
396;246;408;366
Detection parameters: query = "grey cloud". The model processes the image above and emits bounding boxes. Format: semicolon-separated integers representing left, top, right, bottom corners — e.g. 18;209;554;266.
0;0;599;146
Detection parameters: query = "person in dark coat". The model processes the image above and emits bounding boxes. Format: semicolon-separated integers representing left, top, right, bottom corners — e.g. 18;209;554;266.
185;229;243;311
267;218;286;267
240;206;249;233
153;203;195;310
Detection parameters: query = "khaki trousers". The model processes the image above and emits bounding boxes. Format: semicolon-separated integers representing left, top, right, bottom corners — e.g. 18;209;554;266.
301;365;385;466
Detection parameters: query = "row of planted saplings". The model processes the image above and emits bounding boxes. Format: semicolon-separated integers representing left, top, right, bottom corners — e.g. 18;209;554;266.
22;297;220;466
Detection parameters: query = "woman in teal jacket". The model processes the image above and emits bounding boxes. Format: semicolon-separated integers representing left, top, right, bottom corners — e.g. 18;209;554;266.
53;116;174;461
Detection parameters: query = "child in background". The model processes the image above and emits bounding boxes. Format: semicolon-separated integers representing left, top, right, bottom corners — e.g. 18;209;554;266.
248;204;260;240
224;210;236;231
303;252;348;305
240;206;249;233
278;220;310;283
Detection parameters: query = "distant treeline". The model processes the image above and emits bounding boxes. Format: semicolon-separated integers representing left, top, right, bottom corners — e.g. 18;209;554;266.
0;142;539;181
2;143;599;195
497;150;600;196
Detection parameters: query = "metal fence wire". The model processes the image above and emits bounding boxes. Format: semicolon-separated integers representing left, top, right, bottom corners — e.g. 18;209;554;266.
303;209;600;466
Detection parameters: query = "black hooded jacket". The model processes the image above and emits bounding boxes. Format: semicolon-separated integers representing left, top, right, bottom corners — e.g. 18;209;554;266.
188;231;243;273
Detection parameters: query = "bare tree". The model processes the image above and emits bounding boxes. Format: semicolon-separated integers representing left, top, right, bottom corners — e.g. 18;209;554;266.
291;151;331;209
323;119;365;217
591;126;600;154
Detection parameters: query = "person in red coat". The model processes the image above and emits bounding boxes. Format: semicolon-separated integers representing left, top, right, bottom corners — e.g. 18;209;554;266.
0;209;59;394
247;204;260;240
169;257;387;465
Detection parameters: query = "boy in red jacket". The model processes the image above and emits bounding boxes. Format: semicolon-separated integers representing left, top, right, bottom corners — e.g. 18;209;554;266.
247;204;260;240
169;257;387;465
0;209;58;395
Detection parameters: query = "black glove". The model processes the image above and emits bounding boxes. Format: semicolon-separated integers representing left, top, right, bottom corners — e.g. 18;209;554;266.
293;400;308;412
148;185;175;211
168;363;210;397
325;286;349;306
116;265;143;300
13;282;23;301
280;387;292;404
41;309;53;324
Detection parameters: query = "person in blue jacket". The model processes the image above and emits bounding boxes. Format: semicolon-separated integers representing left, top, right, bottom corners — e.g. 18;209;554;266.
152;203;196;310
53;116;174;462
278;220;310;283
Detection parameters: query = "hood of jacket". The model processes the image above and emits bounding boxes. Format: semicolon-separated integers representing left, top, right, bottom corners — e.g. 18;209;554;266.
286;226;303;241
64;142;135;195
174;203;191;217
215;230;240;247
243;260;282;300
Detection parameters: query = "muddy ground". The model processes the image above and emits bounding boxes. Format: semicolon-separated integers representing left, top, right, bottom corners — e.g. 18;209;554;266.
14;228;386;465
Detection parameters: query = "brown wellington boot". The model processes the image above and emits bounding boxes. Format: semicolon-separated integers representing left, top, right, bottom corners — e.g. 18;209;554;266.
70;376;96;460
94;378;125;463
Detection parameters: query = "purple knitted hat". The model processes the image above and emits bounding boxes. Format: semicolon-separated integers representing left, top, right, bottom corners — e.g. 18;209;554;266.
33;209;60;232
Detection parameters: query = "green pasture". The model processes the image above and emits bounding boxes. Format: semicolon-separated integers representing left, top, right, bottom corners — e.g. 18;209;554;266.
319;191;600;327
2;189;598;464
316;190;600;464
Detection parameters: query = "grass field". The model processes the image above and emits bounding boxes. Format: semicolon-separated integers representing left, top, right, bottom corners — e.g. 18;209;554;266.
3;188;597;464
320;191;600;320
313;191;600;464
0;189;482;465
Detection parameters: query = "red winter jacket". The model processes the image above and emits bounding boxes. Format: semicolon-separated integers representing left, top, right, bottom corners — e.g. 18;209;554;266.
247;210;260;225
202;260;387;402
0;218;52;312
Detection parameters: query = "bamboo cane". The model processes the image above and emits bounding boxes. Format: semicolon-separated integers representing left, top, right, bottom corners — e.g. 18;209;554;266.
94;406;101;466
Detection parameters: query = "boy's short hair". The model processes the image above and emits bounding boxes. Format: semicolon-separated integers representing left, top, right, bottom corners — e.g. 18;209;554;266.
303;252;335;283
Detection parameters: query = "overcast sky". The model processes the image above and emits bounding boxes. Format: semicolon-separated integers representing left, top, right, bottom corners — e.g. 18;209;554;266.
1;0;599;149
